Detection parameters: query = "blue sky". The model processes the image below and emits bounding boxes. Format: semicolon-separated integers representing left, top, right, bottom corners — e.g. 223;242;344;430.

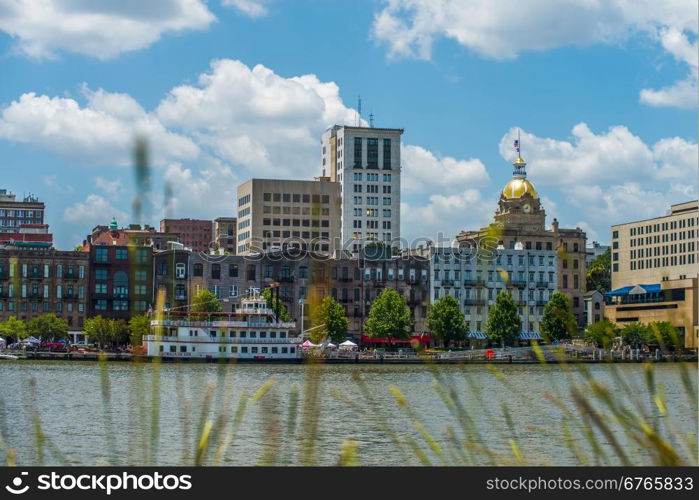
0;0;696;250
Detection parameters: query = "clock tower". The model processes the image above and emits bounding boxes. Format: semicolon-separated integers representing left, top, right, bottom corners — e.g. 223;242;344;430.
493;152;546;232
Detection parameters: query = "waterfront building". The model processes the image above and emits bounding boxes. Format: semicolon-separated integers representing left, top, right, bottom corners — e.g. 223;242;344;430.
86;220;178;252
0;244;89;341
583;290;605;325
83;219;153;320
420;244;557;334
605;200;698;349
160;218;214;253
321;125;403;254
214;217;237;254
457;152;587;327
235;177;341;255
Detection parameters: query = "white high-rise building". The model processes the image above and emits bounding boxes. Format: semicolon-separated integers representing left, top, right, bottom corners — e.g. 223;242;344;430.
321;125;403;254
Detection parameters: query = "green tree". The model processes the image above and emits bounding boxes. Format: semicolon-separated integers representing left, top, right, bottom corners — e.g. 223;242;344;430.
0;316;27;343
83;316;114;349
26;313;69;340
583;319;618;347
540;291;577;341
365;289;411;340
620;322;649;346
262;288;291;322
112;319;130;346
128;315;151;346
485;291;521;347
426;294;467;346
310;296;349;343
191;289;222;313
586;249;611;293
646;321;681;348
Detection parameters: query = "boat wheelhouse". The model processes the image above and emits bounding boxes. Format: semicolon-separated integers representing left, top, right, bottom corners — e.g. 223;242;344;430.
143;290;300;361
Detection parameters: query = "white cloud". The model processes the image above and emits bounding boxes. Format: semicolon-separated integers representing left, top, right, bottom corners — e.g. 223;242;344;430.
0;89;199;166
94;177;122;195
639;28;698;108
0;0;215;59
156;59;359;178
372;0;698;108
563;182;682;229
497;123;697;186
401;144;489;195
222;0;271;18
62;194;128;226
401;189;493;244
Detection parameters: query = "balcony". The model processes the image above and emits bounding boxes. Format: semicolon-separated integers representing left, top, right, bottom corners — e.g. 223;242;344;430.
464;298;486;306
29;274;43;280
536;281;549;288
63;273;79;280
536;300;548;306
511;280;527;288
463;279;485;287
279;276;295;283
338;277;353;283
439;280;455;287
338;297;352;304
175;294;187;301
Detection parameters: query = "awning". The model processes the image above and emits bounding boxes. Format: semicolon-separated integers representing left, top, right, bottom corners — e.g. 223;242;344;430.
519;332;542;340
468;332;488;339
605;283;660;297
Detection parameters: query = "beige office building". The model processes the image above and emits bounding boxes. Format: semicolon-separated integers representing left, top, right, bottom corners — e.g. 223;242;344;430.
236;178;341;254
606;200;698;349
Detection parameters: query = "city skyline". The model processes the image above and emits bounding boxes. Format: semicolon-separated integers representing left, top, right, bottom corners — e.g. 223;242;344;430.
0;0;696;250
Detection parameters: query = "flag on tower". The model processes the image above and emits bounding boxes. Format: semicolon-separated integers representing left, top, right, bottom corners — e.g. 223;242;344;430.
513;139;520;152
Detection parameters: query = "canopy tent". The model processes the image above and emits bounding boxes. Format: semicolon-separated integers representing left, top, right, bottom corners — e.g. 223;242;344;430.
301;340;320;348
23;336;41;344
360;335;431;345
605;283;660;297
468;332;488;339
519;332;542;340
324;342;337;348
339;340;357;347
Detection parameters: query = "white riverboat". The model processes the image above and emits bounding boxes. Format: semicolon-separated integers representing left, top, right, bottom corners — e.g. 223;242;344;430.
143;291;301;361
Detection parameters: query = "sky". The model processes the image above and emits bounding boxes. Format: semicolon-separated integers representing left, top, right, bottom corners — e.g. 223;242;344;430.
0;0;696;250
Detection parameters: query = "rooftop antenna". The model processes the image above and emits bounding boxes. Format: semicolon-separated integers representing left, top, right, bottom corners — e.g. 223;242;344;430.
356;95;362;126
369;112;374;128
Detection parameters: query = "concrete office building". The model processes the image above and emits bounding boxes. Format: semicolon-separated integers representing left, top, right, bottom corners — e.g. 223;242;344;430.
235;178;341;255
605;200;698;349
321;125;403;253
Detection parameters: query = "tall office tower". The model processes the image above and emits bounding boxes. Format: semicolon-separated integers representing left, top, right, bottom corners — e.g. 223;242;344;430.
321;125;403;254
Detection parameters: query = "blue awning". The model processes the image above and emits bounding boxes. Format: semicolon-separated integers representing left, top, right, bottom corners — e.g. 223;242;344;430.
605;283;660;297
519;332;542;340
468;332;488;339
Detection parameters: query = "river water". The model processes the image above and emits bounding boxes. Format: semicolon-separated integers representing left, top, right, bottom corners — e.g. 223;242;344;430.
0;361;696;466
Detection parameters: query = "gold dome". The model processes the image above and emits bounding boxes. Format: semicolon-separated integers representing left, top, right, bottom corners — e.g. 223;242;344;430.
513;156;526;166
502;178;538;199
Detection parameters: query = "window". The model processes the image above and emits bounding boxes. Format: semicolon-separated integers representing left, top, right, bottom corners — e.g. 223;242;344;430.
211;264;221;279
95;248;108;263
367;138;378;168
95;268;108;280
354;137;362;167
194;263;203;277
115;248;128;260
176;263;186;279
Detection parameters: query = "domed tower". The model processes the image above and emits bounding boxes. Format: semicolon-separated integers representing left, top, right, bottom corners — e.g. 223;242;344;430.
494;137;546;231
